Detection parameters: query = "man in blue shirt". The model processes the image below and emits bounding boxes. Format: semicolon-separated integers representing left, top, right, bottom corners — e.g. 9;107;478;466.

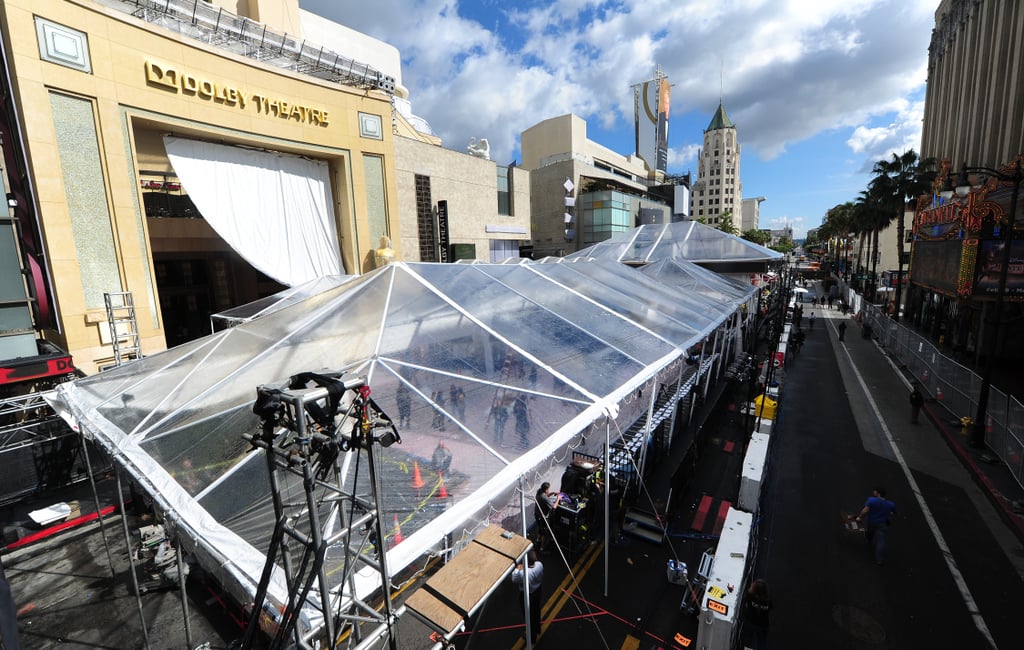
856;487;897;565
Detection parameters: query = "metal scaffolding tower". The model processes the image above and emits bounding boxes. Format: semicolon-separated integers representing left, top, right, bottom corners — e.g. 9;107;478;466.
242;371;403;650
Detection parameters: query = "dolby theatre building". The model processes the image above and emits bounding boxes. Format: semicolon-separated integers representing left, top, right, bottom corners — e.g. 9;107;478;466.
1;0;418;375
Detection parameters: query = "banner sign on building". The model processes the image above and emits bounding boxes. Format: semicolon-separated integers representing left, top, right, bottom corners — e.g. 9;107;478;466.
634;69;670;175
974;239;1024;297
436;200;450;263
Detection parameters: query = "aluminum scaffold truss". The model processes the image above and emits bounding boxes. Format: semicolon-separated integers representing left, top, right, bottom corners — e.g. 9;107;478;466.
242;371;403;650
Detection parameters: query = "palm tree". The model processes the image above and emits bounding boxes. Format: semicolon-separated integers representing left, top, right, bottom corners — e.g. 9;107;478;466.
869;150;938;320
853;188;890;297
823;202;857;276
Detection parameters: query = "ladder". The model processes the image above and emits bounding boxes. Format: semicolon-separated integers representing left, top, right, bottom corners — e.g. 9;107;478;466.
104;292;142;366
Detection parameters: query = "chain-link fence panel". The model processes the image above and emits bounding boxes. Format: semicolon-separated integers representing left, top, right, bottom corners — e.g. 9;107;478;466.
831;284;1024;492
1007;396;1024;486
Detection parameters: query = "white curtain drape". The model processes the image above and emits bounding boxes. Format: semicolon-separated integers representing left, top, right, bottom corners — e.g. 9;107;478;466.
163;136;344;285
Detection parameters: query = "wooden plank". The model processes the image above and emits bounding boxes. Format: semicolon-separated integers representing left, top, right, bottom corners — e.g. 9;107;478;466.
691;494;713;531
405;527;528;635
422;542;510;615
405;589;463;634
473;525;531;560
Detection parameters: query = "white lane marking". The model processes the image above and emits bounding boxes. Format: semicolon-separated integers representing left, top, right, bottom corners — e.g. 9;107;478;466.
841;343;997;649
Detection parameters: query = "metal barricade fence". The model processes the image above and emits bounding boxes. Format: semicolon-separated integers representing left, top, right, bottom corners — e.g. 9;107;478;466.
854;295;1024;491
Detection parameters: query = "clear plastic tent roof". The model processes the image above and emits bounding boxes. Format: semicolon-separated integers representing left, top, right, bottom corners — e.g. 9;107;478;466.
568;219;784;264
50;257;748;631
637;258;757;304
209;274;355;328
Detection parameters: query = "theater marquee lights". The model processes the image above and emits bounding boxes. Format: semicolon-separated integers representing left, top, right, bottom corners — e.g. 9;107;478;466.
144;60;331;126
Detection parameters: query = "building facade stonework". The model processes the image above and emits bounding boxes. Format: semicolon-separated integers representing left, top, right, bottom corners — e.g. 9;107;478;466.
920;0;1024;169
693;103;743;228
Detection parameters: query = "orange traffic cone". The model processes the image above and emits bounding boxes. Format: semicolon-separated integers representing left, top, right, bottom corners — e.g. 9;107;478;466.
987;414;993;433
437;471;448;499
411;460;425;490
936;386;944;401
392;514;404;545
923;369;929;382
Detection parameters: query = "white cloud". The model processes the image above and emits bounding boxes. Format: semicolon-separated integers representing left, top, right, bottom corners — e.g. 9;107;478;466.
847;98;927;169
667;143;700;169
300;0;936;172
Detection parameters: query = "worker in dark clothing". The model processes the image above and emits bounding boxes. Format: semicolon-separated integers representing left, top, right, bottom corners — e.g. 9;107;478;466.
910;385;924;424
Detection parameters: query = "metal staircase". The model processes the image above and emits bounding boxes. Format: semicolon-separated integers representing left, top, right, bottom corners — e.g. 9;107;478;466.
104;292;142;366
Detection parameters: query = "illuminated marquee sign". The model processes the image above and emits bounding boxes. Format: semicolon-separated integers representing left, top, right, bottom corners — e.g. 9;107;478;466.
145;60;330;126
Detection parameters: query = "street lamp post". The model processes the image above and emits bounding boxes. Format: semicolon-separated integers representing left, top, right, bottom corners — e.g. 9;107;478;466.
893;202;910;322
947;161;1023;448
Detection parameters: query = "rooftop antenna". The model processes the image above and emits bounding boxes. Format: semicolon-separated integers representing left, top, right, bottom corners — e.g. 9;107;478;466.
720;59;724;104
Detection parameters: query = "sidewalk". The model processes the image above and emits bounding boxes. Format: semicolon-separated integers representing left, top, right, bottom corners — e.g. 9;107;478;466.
833;278;1024;547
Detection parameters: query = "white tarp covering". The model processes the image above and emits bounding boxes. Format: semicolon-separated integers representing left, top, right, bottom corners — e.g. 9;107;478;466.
51;256;754;637
164;136;343;286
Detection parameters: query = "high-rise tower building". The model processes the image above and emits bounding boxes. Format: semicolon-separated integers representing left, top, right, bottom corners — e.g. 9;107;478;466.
692;103;743;228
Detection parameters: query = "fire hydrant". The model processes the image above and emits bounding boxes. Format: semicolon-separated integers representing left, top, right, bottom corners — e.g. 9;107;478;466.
960;417;973;437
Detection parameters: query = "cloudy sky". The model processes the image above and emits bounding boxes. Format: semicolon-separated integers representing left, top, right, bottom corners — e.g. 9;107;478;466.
300;0;938;239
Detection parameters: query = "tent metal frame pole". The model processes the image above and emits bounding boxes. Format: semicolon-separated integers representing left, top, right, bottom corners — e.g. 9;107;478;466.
176;542;194;648
603;425;610;598
665;362;685;449
637;382;657;479
363;431;399;650
79;437;117;578
114;468;152;649
519;477;533;649
519;476;527;542
700;336;713;402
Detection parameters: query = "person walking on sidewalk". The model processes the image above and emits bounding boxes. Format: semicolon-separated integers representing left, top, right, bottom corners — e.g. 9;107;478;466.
910;385;924;424
838;321;847;342
856;487;897;565
809;311;816;330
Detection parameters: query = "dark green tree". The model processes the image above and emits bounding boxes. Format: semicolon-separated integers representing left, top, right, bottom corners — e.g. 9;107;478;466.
869;150;937;320
717;210;739;235
742;229;771;245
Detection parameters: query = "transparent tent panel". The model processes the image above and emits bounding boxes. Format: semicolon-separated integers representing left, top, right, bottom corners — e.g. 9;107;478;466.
413;264;656;395
381;267;651;398
73;333;224;416
572;261;738;324
197;450;275;543
88;284;385;437
535;263;709;344
210;274;355;324
372;362;589;462
139;404;260;497
570;220;783;264
640;258;756;303
438;263;680;367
